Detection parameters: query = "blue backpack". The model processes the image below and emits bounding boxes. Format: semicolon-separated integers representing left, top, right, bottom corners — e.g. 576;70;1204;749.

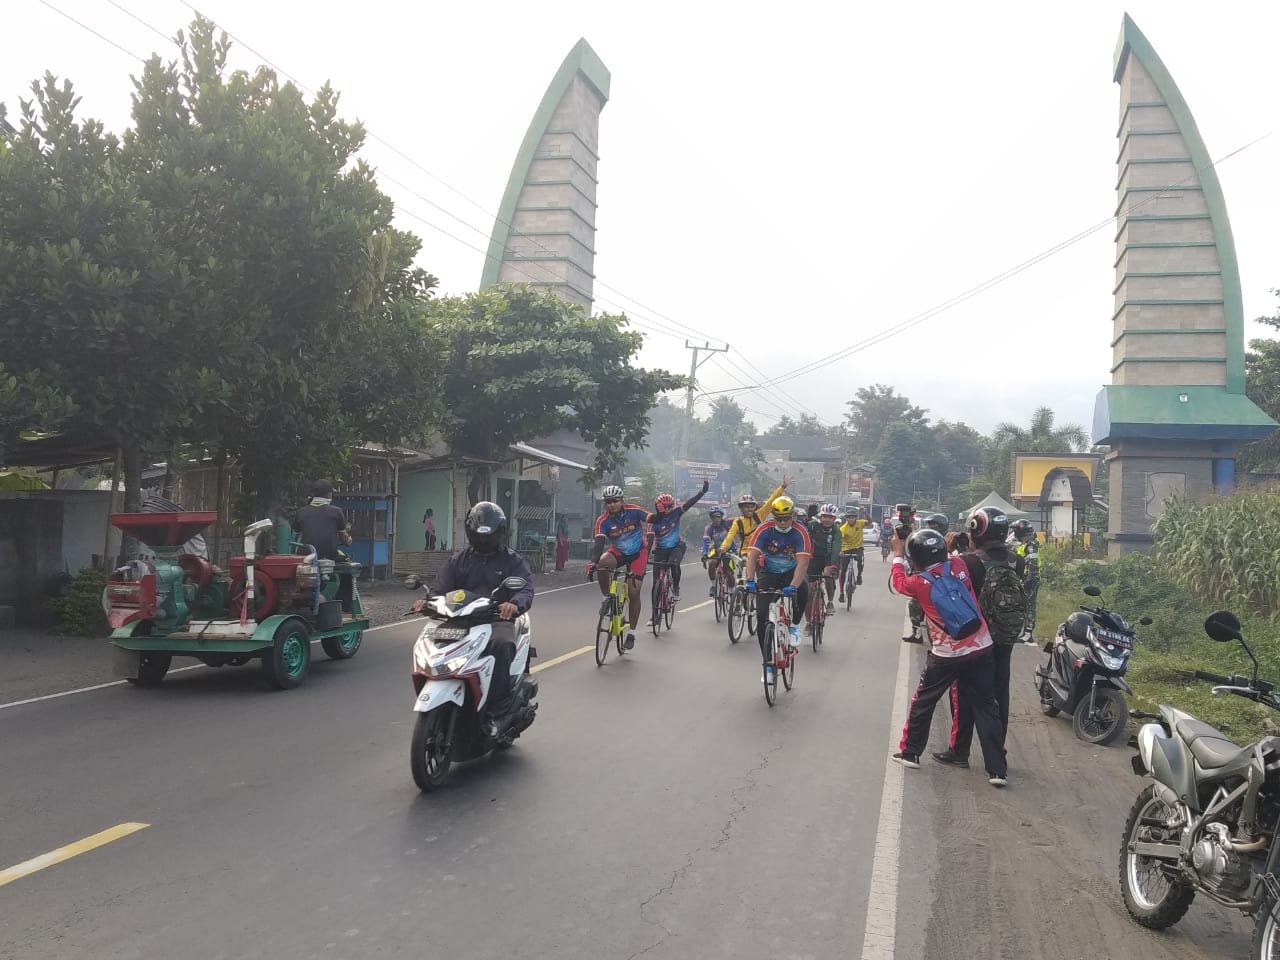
918;561;982;640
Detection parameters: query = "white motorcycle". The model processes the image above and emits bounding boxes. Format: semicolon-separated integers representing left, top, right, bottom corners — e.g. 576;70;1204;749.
404;575;538;792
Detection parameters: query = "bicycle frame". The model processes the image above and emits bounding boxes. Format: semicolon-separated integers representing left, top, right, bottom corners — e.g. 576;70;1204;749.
609;568;630;634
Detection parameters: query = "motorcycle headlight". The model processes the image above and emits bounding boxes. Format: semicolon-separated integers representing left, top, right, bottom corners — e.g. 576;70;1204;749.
1097;650;1126;671
442;655;470;675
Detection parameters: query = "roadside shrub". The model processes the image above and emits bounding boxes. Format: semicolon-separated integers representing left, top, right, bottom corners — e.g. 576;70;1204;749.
46;568;108;637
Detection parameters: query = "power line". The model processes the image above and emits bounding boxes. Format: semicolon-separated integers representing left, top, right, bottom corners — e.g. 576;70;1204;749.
107;0;177;46
38;0;145;61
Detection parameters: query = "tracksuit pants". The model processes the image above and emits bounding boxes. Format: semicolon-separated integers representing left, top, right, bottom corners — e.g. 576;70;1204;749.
900;648;1007;778
949;643;1013;758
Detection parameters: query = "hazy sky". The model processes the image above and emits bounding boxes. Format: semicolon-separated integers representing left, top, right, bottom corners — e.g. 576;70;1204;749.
6;1;1280;439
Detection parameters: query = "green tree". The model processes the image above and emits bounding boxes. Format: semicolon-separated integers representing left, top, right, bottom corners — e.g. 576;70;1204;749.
987;406;1089;497
431;287;683;517
761;413;841;442
122;20;441;516
696;396;767;493
0;364;77;462
1239;292;1280;472
873;422;933;507
844;385;928;460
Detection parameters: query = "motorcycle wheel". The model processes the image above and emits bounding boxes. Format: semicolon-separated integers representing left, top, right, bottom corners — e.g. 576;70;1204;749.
1119;784;1195;928
1251;893;1280;959
410;705;454;792
1073;686;1127;745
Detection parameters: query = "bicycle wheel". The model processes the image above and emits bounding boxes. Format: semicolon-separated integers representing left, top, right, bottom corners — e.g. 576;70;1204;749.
728;586;746;643
595;608;612;666
616;587;629;655
713;573;726;623
663;573;675;630
650;576;664;637
763;624;778;707
747;600;757;638
812;606;822;652
782;641;796;690
845;565;856;611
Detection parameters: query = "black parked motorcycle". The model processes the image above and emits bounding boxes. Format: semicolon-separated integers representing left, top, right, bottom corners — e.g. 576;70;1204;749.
1034;584;1151;745
1120;611;1280;959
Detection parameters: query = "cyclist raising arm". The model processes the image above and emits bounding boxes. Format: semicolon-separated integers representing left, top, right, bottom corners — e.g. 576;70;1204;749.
718;476;791;559
589;485;651;651
646;479;709;602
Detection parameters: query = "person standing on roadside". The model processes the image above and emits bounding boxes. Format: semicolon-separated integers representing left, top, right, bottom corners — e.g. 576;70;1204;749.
935;507;1026;769
890;526;1008;788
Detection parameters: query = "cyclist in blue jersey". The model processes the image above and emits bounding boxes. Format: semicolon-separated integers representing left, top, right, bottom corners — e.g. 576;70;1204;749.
647;479;709;603
743;496;812;682
589;485;652;650
701;507;732;597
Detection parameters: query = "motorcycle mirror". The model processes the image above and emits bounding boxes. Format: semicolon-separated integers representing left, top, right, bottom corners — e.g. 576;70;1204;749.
1082;585;1102;597
403;575;423;590
1204;610;1243;643
1139;616;1153;626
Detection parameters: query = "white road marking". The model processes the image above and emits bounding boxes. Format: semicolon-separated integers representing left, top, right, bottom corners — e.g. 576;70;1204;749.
0;564;709;710
859;637;912;959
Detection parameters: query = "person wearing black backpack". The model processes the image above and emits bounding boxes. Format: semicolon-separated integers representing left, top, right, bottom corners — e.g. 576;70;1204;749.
890;527;1008;787
934;507;1026;769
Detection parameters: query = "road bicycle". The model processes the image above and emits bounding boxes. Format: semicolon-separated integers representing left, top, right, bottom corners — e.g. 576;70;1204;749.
757;588;798;706
806;574;829;652
841;549;861;611
650;560;678;636
711;552;735;623
727;570;756;644
594;567;631;666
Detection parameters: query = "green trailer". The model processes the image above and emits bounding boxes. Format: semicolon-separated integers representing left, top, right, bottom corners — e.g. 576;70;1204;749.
106;513;369;690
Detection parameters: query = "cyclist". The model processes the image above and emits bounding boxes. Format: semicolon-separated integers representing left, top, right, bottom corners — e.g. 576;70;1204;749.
1009;519;1040;642
838;506;871;603
806;503;842;619
647;479;710;604
717;476;791;561
744;496;812;682
701;507;732;597
589;485;651;651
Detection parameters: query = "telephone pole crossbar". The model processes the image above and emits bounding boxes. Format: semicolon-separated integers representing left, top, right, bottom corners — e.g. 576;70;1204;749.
679;340;730;460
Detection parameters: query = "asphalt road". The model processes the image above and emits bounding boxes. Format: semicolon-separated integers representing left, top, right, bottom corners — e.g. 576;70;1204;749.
0;561;1255;959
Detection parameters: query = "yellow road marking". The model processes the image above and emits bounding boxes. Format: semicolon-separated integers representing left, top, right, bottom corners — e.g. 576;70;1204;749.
531;645;593;673
0;822;149;888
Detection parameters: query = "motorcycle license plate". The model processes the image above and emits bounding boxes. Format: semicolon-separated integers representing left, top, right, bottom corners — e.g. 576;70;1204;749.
432;627;468;641
1099;629;1131;649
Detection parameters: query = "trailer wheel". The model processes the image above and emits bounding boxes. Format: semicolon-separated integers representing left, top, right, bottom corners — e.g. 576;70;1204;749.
261;618;311;690
127;653;171;687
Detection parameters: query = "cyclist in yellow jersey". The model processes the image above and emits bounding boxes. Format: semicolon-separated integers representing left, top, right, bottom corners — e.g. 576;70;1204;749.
838;506;871;602
717;477;791;567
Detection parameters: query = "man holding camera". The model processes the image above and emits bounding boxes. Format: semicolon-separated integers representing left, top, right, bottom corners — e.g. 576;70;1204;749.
890;526;1008;787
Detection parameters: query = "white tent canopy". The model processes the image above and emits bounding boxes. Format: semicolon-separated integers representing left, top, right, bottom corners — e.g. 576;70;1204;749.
958;491;1031;522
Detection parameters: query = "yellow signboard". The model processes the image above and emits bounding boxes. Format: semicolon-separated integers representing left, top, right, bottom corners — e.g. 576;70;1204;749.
1012;455;1099;501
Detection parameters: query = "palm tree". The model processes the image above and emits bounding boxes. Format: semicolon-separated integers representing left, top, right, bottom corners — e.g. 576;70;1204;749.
988;407;1090;496
992;406;1088;453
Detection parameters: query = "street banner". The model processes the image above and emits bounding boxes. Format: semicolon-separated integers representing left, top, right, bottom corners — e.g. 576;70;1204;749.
674;460;732;509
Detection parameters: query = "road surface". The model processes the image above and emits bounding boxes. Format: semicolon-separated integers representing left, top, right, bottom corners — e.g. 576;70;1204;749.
0;563;1252;958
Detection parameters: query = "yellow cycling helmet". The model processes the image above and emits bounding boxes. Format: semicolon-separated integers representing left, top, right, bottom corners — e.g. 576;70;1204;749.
771;495;795;519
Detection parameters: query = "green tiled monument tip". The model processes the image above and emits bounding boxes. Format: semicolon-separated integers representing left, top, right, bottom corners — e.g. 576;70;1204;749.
1094;385;1276;444
481;39;611;294
1113;13;1245;393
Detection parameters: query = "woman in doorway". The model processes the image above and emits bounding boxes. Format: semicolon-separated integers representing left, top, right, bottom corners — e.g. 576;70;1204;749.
423;508;437;550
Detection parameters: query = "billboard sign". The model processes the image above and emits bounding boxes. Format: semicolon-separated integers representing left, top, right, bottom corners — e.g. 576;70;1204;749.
674;460;732;509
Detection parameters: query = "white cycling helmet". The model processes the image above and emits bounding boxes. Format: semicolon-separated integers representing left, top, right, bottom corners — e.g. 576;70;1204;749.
819;503;839;517
601;485;624;500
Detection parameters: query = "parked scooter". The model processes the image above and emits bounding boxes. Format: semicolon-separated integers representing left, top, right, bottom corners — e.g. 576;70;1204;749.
404;575;538;792
1120;611;1280;958
1034;584;1151;745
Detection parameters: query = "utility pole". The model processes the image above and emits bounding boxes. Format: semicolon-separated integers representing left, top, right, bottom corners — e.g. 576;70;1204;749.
679;340;729;461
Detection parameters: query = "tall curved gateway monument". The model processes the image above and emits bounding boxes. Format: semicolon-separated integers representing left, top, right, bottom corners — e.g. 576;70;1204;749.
1093;14;1275;555
481;39;611;310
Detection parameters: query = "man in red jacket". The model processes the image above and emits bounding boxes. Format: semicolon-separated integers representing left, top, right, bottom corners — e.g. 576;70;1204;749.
890;527;1008;787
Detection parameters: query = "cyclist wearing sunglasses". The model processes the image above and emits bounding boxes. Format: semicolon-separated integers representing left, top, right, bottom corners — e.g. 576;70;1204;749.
588;485;651;650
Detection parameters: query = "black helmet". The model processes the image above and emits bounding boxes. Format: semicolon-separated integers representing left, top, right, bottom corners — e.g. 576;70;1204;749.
1011;519;1035;542
1064;611;1093;644
465;501;508;554
967;507;1010;546
806;503;819;518
906;528;948;569
924;513;949;534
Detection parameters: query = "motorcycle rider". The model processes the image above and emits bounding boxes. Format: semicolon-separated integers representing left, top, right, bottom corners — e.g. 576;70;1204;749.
935;506;1023;769
1010;519;1040;642
701;507;732;597
412;502;533;738
647;479;710;603
296;478;355;609
890;527;1008;787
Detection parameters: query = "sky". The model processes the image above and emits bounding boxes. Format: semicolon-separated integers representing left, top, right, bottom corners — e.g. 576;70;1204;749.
6;0;1280;440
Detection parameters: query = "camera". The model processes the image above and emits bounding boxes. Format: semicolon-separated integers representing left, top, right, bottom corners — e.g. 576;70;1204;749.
894;503;915;541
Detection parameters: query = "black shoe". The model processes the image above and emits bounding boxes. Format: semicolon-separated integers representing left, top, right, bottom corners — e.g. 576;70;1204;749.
932;750;970;769
903;633;924;644
856;575;863;585
891;752;921;769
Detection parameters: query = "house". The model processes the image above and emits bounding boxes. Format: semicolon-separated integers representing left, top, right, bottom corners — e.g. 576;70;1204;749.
756;437;851;503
